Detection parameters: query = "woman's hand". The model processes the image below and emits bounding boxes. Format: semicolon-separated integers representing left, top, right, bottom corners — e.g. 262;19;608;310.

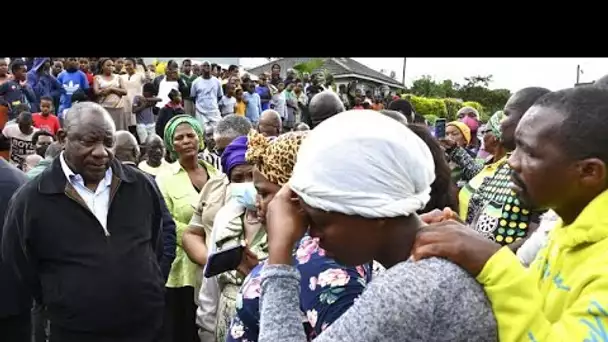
265;184;308;265
412;220;501;277
438;138;457;150
419;207;461;224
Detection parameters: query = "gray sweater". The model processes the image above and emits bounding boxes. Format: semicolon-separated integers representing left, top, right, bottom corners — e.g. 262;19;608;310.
259;257;497;342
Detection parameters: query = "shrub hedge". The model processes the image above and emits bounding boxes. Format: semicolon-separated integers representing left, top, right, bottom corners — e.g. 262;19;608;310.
400;94;487;122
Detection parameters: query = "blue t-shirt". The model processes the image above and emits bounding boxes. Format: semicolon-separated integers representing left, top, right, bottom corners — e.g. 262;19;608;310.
255;85;271;111
57;70;89;116
133;96;155;124
243;92;262;124
227;236;372;342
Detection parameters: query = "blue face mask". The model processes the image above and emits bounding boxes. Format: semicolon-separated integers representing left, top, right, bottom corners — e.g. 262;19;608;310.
231;182;257;210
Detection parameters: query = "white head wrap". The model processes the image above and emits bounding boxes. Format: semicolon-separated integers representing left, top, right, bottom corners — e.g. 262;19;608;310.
290;110;435;218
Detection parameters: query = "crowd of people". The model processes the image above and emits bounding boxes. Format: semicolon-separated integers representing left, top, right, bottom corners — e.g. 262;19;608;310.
1;56;608;342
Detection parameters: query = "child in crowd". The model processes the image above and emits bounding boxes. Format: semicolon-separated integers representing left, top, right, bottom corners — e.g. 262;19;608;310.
32;96;61;135
132;83;162;143
244;83;262;125
79;57;95;99
56;57;89;119
1;111;39;168
235;88;246;116
219;83;237;116
0;60;36;119
156;89;185;137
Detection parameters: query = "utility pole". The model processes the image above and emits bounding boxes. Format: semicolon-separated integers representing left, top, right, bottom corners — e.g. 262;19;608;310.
402;57;407;86
576;64;581;84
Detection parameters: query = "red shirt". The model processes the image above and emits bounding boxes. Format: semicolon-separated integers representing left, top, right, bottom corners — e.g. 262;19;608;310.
33;113;61;135
86;72;94;88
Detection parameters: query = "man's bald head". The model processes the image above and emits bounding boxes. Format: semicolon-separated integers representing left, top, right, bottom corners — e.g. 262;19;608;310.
214;115;253;153
294;122;310;131
595;74;608;90
258;110;282;137
64;102;116;137
308;90;345;128
144;134;165;165
204;124;215;150
145;133;164;146
205;124;214;136
23;154;43;172
114;130;140;163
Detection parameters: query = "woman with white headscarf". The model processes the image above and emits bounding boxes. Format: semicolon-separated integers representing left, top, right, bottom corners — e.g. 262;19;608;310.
256;110;498;342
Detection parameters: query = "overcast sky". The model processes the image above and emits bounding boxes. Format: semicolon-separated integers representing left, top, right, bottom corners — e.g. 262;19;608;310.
240;58;608;92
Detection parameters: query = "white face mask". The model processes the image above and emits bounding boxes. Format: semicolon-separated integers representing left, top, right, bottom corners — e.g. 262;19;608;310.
230;182;257;210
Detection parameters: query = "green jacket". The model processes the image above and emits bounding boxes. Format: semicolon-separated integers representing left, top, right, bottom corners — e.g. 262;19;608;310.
179;73;198;100
26;158;53;179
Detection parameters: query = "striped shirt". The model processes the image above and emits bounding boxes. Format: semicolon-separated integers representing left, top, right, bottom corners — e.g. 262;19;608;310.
198;149;222;173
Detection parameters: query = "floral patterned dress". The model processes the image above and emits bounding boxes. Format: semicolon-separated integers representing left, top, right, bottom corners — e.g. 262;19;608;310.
227;236;372;342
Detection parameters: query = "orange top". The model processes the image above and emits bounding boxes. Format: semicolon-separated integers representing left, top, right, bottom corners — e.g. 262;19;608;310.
235;101;246;116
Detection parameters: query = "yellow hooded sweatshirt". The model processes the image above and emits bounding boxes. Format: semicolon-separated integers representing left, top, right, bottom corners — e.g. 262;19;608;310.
476;189;608;341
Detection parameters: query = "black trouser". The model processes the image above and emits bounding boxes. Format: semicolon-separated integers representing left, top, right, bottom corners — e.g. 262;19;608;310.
32;302;50;342
0;311;31;342
161;286;198;342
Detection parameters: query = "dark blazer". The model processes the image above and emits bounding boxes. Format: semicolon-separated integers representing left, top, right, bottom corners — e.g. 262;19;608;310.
123;162;176;281
0;159;30;318
1;158;165;339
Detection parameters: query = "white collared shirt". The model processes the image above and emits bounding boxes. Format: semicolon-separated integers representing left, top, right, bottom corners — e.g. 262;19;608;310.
59;152;113;236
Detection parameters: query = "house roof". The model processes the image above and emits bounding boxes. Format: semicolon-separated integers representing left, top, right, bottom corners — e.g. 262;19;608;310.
245;58;405;89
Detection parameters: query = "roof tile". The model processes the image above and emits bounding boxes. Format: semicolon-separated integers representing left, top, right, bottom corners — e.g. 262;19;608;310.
245;58;403;87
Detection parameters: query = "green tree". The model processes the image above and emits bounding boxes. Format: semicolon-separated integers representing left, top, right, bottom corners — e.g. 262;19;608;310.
458;75;510;116
292;59;327;79
407;74;511;120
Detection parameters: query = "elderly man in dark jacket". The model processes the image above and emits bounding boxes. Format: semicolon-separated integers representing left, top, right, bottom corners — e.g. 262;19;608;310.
113;129;177;280
2;102;166;342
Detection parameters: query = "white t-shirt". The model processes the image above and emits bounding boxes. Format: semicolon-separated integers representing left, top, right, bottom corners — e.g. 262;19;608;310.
138;159;170;177
219;95;237;115
271;92;287;119
156;79;179;108
2;123;38;167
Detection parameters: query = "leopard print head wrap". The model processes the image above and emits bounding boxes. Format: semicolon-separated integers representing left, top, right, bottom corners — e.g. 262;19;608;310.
246;130;309;186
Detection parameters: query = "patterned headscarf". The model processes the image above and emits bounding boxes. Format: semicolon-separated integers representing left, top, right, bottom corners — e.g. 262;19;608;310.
246;130;309;186
163;114;205;159
486;110;505;139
